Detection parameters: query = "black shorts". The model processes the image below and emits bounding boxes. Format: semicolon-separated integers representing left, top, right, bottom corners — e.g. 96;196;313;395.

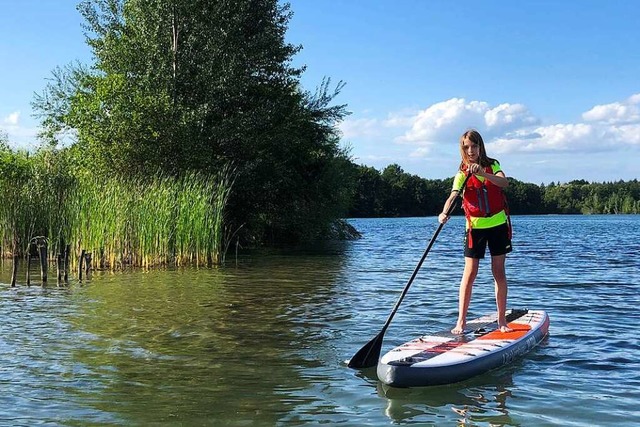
464;222;512;259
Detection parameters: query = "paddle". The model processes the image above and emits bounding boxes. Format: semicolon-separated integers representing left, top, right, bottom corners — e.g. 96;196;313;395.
347;172;471;369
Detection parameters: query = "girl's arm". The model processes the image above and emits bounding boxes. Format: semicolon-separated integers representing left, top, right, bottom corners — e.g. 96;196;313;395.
438;191;459;224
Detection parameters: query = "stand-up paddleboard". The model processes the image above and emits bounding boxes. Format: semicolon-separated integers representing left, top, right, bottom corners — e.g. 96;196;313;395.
377;309;549;388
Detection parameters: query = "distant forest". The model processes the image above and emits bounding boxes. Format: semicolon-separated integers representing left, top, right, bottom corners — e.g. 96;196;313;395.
347;163;640;218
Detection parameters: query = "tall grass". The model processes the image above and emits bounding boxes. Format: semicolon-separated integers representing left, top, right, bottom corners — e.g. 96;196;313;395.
0;155;234;269
68;168;234;268
0;151;48;256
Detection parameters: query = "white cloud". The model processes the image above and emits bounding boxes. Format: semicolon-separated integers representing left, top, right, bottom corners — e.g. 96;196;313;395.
1;110;41;150
489;95;640;154
395;98;486;144
484;103;539;130
2;111;21;126
489;123;596;154
409;146;431;158
605;123;640;146
383;110;418;128
394;98;539;145
340;109;418;139
343;93;640;182
382;94;640;156
339;117;382;139
582;93;640;124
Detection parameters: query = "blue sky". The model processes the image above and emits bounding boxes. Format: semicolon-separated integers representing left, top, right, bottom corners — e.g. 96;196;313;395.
2;1;639;184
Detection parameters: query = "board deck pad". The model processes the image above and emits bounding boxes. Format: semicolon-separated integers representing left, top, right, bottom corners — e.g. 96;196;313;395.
387;309;529;364
377;309;550;387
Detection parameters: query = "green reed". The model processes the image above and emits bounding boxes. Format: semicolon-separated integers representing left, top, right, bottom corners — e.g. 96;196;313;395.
0;161;234;269
69;169;234;268
0;152;52;256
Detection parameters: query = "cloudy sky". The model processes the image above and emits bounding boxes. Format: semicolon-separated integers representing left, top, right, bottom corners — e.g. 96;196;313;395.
2;1;639;184
286;1;640;183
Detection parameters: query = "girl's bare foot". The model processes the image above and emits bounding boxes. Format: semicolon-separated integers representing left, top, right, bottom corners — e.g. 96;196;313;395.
451;323;466;335
498;324;513;333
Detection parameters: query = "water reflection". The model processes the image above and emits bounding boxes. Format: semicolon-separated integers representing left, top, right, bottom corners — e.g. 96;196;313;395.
379;370;518;425
61;251;353;425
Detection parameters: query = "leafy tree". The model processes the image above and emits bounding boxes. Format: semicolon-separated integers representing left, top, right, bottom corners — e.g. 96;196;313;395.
33;0;352;245
380;164;410;216
504;179;543;214
349;165;386;217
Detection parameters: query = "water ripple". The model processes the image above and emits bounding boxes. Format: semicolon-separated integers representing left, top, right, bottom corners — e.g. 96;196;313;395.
0;215;638;425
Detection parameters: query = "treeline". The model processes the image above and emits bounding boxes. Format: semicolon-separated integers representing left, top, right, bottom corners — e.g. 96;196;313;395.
347;164;640;217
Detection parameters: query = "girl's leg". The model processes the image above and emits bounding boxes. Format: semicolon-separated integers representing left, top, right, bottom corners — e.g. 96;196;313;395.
452;257;479;334
491;254;511;332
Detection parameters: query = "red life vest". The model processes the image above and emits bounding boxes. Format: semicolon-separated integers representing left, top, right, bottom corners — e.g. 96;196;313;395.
460;165;511;248
462;166;506;218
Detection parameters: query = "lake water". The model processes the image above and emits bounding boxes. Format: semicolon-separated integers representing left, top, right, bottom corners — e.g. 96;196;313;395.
1;215;639;426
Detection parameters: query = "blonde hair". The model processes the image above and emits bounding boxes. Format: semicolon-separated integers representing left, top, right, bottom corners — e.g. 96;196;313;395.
458;129;496;170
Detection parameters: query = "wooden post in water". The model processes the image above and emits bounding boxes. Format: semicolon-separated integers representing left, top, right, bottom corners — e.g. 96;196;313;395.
11;254;18;287
39;241;48;284
56;253;63;285
56;237;64;285
79;249;85;281
26;252;32;286
64;244;70;283
84;252;92;279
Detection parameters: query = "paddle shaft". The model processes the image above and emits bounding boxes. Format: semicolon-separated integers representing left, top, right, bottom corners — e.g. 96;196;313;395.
374;201;454;336
348;173;470;369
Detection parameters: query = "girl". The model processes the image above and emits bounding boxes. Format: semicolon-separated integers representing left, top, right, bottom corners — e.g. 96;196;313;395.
438;130;512;334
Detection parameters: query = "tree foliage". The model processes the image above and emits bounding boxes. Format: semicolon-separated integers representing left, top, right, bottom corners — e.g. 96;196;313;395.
348;163;450;217
33;0;352;245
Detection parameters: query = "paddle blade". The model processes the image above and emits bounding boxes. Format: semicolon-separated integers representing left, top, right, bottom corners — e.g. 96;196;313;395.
347;332;384;369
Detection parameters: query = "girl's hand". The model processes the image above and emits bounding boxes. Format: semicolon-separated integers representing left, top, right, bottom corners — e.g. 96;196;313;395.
469;163;484;175
438;213;449;224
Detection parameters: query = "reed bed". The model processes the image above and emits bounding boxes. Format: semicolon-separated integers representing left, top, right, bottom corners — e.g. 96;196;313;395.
0;162;234;269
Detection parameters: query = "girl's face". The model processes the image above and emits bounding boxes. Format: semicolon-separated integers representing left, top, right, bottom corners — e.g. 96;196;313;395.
462;138;480;163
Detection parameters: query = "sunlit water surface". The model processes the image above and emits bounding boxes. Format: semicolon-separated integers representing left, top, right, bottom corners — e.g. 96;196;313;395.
1;215;638;426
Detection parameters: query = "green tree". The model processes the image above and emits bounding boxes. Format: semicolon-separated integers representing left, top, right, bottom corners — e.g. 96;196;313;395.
504;179;543;214
33;0;352;245
349;165;386;217
380;164;410;217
